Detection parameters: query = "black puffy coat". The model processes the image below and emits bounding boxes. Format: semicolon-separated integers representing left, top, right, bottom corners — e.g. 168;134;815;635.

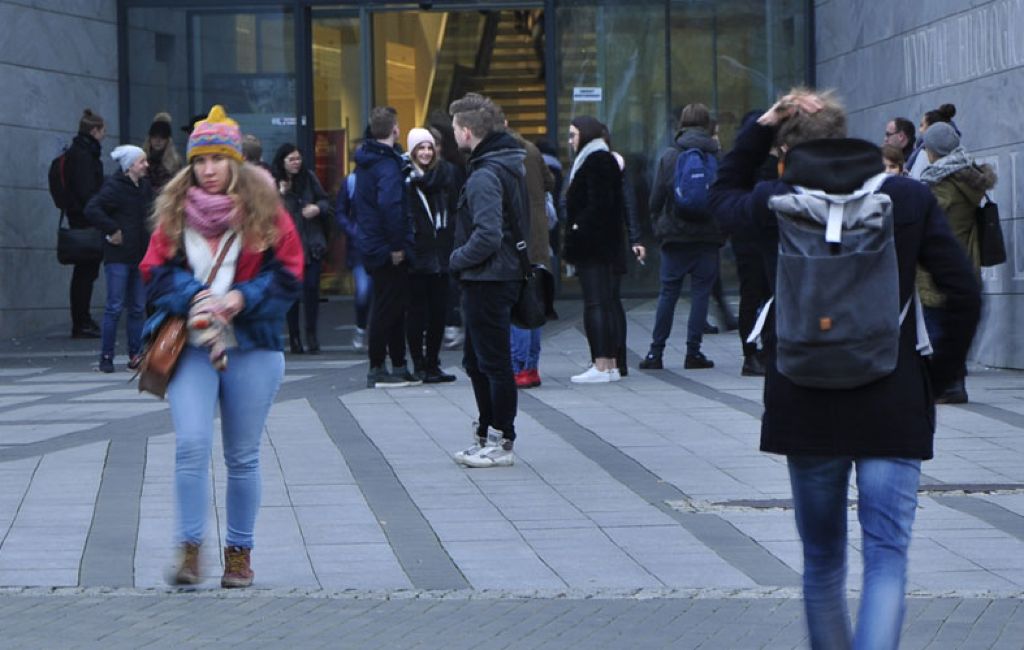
563;149;627;272
64;133;105;228
280;169;332;264
83;170;154;265
408;162;456;274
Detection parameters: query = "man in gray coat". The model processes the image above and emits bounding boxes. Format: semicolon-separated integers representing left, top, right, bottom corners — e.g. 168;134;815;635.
448;93;530;468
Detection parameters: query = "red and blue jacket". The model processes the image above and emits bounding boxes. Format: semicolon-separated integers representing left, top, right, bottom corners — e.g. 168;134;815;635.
139;208;304;351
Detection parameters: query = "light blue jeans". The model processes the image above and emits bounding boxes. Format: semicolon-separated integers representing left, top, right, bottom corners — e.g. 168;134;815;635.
510;325;542;372
167;346;284;548
788;456;921;650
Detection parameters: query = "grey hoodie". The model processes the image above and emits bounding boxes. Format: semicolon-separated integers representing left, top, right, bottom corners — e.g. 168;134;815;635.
450;131;530;282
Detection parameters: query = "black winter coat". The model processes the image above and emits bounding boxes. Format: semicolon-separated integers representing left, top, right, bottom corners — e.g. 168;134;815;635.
563;150;627;272
649;128;725;247
280;169;332;264
83;171;154;265
709;122;981;461
64;133;104;228
408;162;455;275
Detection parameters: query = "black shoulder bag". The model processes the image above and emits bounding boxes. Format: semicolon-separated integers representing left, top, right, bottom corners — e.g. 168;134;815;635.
499;168;547;330
976;192;1006;268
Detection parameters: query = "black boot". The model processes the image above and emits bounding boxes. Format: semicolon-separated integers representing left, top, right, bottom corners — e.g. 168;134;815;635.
305;331;320;354
289;333;304;354
741;354;766;377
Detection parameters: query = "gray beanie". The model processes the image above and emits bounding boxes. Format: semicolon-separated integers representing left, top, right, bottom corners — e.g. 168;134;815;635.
923;122;960;158
111;145;146;172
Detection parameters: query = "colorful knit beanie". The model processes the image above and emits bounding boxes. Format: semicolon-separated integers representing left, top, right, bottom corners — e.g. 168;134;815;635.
187;105;243;163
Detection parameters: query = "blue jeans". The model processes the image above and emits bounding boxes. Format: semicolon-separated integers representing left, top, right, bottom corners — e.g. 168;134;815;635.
650;244;719;356
100;262;145;359
352;264;372;330
788;456;921;650
510;326;542;372
167;346;284;548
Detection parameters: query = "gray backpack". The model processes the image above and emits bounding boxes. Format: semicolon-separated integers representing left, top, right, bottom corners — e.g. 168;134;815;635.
749;173;930;389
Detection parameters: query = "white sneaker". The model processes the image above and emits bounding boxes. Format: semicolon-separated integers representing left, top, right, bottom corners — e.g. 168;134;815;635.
351;327;366;351
571;366;613;384
462;442;515;468
609;368;622;382
453;426;500;466
443;326;464;350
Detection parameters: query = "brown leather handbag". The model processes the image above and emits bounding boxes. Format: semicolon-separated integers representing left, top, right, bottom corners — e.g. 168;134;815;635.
138;233;238;398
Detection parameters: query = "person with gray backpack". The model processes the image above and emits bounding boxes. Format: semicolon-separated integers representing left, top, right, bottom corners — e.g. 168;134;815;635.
709;89;980;650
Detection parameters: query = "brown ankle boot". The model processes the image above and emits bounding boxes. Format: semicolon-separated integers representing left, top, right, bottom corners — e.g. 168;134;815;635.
171;542;201;585
221;546;254;588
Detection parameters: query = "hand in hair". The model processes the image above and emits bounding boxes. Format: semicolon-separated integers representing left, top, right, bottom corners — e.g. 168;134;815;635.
758;93;825;127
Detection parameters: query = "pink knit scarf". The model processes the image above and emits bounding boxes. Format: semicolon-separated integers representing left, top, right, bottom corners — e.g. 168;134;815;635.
185;187;237;238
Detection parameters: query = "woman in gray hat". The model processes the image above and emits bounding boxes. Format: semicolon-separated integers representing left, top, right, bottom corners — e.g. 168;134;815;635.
915;121;996;404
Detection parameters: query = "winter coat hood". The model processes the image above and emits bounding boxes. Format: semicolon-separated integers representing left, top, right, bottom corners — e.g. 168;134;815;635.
675;127;719;155
355;139;403;169
468;131;527;179
781;138;884;194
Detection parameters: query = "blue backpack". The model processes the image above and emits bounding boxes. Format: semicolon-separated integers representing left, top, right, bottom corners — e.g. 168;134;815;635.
673;148;718;212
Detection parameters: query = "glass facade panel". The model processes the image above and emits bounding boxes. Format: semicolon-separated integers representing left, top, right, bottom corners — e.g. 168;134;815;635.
126;6;296;165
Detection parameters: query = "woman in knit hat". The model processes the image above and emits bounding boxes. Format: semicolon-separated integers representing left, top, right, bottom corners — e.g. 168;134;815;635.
405;127;457;383
915;121;996;405
83;145;153;373
143;112;182;192
271;142;333;354
140;105;304;589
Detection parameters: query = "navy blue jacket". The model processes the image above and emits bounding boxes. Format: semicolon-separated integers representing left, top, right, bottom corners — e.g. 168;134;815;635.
709;121;980;460
84;170;153;265
353;140;412;270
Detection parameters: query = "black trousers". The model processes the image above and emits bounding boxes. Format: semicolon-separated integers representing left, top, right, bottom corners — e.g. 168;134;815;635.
407;273;448;369
577;262;622;360
368;262;410;369
70;259;100;330
462;280;520;440
287;260;321;340
733;240;771;356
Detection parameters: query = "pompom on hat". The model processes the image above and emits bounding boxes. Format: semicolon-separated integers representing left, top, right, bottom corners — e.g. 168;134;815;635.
111;145;146;172
187;105;243;163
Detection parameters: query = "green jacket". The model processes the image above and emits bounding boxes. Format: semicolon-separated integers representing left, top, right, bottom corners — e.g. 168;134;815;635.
916;162;996;307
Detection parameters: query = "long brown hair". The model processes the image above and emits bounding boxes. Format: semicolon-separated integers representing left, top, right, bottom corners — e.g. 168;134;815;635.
151;160;281;255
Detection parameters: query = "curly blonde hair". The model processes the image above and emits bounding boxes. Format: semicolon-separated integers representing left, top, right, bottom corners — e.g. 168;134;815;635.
151;160;280;255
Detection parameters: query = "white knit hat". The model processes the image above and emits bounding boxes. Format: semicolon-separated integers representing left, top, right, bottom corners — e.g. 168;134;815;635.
111;145;146;172
406;128;435;155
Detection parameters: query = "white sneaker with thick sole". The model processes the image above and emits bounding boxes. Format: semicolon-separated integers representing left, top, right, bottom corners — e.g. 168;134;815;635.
462;444;515;468
609;368;622;381
453;426;501;466
571;366;613;384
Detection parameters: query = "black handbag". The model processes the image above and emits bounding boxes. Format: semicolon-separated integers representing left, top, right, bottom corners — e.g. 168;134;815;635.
504;184;547;330
57;212;104;265
976;195;1006;268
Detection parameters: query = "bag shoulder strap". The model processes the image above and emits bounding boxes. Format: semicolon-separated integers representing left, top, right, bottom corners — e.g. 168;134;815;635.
206;232;238;285
491;163;532;278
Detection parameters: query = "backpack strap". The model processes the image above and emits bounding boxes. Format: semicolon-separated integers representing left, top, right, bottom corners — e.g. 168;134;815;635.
794;173;890;244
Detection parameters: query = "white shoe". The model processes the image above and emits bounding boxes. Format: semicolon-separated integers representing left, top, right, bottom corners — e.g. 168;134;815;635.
443;326;464;350
571;366;613;384
453;425;500;466
462;442;515;468
609;368;621;381
351;327;366;351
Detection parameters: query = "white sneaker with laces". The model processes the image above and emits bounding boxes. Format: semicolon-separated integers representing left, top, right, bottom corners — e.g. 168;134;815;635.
609;368;622;382
571;366;613;384
462;442;515;468
453;426;500;465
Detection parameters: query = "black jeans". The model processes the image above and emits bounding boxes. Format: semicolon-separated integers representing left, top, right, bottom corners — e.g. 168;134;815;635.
733;240;771;356
368;262;410;369
70;259;101;330
406;273;448;368
462;280;520;441
287;260;321;340
577;262;621;360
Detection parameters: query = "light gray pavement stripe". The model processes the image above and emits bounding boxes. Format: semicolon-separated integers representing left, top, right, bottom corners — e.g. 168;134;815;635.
518;392;801;588
306;390;470;591
79;436;146;587
932;495;1024;544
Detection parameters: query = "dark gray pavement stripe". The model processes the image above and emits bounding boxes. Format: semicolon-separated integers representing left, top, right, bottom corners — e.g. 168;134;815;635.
80;435;147;587
958;401;1024;430
307;390;470;591
519;393;801;588
933;495;1024;543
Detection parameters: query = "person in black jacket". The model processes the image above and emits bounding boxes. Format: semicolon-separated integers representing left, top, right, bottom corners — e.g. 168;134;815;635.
562;116;628;384
355;107;419;388
404;128;457;383
84;145;153;372
272;144;332;354
639;103;725;371
65;109;107;338
708;90;980;650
